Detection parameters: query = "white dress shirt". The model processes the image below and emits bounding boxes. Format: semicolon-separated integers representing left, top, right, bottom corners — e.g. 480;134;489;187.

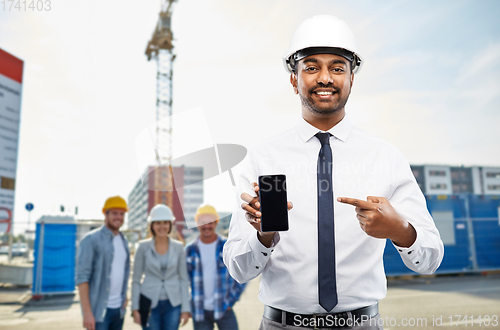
222;115;444;314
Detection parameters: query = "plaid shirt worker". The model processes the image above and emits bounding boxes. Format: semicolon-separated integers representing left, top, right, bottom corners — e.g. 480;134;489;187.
185;235;246;322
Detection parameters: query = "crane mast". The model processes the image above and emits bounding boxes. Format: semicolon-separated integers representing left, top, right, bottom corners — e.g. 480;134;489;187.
145;0;177;206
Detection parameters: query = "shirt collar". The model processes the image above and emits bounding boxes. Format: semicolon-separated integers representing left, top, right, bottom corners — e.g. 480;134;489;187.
100;225;120;239
296;115;352;143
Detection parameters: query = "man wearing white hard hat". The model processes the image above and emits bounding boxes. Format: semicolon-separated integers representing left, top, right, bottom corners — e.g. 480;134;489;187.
223;15;444;329
131;204;191;330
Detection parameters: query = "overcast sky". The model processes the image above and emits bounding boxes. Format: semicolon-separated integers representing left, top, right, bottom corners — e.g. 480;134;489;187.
1;0;499;234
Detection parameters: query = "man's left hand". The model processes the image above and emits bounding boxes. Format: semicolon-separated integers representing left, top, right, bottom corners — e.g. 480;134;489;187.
337;196;416;248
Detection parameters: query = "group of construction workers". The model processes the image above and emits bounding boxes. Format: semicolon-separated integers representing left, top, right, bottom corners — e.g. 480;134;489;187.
75;196;246;330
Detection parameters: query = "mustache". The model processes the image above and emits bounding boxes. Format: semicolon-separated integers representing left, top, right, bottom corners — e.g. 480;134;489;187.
308;84;338;94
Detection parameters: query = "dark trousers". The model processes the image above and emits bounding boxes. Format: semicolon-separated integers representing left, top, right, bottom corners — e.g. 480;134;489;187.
146;299;181;330
95;307;124;330
193;309;239;330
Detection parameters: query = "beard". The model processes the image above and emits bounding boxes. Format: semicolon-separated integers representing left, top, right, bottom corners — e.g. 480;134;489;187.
299;84;349;115
105;218;123;231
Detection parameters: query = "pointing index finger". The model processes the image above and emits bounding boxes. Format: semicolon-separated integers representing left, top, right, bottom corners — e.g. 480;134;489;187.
337;197;375;210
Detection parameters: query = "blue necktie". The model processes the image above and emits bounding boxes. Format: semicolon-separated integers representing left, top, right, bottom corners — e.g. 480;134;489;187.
315;132;338;312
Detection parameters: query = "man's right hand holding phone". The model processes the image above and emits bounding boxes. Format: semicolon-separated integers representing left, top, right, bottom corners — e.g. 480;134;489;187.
240;182;293;248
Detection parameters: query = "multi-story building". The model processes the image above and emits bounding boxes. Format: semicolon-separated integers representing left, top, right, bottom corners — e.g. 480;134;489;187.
481;167;500;195
450;166;474;194
182;167;204;229
411;165;500;195
127;166;203;239
128;175;150;235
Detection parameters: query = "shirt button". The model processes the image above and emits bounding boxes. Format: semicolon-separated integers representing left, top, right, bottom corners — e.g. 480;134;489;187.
261;252;268;256
255;266;259;269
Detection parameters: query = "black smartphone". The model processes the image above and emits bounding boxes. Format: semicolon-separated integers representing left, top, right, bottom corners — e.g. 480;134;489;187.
258;174;289;232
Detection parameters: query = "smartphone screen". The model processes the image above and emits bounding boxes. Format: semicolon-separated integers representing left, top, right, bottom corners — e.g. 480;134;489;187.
258;174;289;232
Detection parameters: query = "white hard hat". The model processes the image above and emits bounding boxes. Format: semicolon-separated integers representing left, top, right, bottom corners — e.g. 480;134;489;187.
283;15;363;74
148;204;175;222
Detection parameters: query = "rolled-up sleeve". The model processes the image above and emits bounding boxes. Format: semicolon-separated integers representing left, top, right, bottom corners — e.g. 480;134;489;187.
390;150;444;274
75;235;94;286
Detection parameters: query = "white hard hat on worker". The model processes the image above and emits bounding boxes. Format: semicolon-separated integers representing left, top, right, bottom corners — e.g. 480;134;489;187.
147;204;175;237
148;204;175;222
283;15;363;74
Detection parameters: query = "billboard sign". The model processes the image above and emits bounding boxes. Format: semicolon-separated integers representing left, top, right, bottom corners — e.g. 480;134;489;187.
0;48;23;234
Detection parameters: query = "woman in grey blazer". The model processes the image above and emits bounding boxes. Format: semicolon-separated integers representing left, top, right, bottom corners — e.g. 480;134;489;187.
132;204;191;329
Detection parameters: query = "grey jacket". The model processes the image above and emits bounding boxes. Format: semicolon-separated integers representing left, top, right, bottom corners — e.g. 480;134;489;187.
75;226;130;322
131;238;191;312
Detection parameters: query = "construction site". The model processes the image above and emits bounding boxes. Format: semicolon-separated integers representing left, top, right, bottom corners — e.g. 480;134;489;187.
1;0;500;329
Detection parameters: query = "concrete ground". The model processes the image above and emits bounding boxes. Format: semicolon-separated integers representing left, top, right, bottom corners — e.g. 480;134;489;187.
379;273;500;329
0;271;499;329
0;267;263;330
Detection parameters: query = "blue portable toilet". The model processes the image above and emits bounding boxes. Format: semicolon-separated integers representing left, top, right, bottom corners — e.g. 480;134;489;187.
33;215;77;295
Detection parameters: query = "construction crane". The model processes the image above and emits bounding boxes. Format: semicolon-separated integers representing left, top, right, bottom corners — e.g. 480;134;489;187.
145;0;177;207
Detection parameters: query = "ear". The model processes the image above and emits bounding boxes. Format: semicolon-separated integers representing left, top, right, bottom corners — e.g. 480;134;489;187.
350;72;354;88
290;73;298;94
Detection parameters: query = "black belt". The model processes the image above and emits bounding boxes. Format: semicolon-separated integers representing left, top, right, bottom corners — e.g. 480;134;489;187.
263;303;379;329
